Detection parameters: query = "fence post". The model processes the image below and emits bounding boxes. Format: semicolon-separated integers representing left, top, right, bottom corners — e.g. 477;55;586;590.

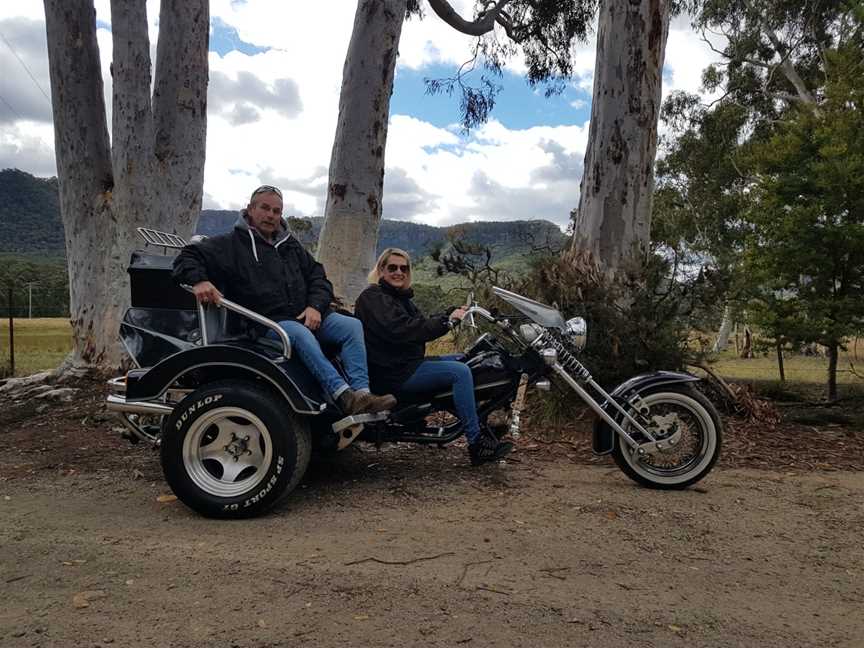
7;287;13;376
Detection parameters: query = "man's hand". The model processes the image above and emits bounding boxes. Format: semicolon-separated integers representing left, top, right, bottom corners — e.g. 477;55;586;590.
192;281;223;304
297;306;322;331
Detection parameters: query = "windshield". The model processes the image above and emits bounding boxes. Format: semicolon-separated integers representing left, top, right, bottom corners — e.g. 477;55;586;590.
492;287;566;330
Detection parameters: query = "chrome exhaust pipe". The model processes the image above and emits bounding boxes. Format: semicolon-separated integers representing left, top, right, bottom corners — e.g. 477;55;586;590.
106;394;174;416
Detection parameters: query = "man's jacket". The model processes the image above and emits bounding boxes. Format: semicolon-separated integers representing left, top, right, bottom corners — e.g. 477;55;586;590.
172;215;334;323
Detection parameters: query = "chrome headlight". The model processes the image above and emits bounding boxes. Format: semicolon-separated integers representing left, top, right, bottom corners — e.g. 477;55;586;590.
519;323;544;344
564;317;587;352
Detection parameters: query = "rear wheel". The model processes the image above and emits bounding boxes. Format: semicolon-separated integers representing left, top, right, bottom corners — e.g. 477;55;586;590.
611;386;721;489
161;380;311;518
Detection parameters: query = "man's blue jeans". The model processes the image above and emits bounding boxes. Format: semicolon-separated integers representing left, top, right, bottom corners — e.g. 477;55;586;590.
401;355;481;443
272;313;369;399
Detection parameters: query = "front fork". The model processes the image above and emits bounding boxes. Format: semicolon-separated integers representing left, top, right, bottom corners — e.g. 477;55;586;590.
549;362;679;457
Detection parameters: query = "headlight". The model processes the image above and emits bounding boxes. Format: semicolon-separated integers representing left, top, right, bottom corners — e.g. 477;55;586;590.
519;323;543;344
564;317;587;351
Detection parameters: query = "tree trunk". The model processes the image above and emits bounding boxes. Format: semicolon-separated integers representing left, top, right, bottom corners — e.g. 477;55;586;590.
44;0;117;367
826;342;838;402
151;0;209;234
44;0;208;370
110;0;155;268
317;0;407;304
740;326;752;359
712;304;734;352
776;341;785;382
567;0;671;272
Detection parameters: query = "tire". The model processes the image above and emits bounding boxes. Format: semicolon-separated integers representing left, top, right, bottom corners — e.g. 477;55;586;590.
160;380;311;518
611;385;722;489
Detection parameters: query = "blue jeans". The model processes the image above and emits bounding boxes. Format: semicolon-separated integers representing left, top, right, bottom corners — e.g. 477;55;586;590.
401;355;481;443
271;313;369;398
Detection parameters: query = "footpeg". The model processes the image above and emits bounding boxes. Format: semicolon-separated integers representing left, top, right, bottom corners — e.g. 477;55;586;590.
332;411;389;451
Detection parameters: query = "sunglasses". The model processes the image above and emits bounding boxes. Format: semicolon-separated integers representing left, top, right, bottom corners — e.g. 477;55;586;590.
250;184;283;200
385;263;410;273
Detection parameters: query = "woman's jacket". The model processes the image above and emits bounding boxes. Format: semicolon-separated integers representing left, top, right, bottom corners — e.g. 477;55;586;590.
354;280;452;394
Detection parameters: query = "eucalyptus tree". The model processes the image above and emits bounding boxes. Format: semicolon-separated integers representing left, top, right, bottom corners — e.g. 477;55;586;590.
318;0;598;303
566;0;672;274
43;0;208;368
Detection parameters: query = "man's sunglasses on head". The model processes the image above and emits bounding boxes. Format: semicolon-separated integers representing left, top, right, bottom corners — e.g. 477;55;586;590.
250;185;283;200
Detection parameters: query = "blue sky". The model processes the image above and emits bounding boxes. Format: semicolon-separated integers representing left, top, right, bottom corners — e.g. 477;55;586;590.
391;64;592;131
209;14;592;132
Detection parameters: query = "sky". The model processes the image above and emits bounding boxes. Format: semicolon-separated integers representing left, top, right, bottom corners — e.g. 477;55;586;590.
0;0;722;230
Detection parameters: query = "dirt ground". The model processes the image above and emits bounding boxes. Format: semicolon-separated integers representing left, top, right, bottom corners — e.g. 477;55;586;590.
1;376;863;648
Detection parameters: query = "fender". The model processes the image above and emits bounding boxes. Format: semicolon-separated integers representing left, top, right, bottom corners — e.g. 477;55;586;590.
125;344;325;415
592;371;700;455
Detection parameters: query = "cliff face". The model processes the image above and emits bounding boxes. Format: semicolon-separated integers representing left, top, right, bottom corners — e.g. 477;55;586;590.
198;211;566;260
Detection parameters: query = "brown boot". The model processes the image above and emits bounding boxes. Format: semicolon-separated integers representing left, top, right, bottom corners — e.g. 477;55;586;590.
337;389;396;415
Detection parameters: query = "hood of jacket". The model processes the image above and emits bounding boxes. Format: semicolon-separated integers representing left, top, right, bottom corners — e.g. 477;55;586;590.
234;210;292;262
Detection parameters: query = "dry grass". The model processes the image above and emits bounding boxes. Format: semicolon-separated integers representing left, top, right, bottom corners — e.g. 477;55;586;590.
708;343;864;385
2;319;862;396
0;317;71;377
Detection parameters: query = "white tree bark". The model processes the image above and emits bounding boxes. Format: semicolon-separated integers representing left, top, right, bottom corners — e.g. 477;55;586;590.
568;0;671;272
712;304;734;353
151;0;209;231
44;0;207;369
316;0;407;304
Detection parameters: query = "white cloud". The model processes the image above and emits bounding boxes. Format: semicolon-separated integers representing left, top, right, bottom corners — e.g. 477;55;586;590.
1;2;723;231
664;17;725;99
0;121;55;175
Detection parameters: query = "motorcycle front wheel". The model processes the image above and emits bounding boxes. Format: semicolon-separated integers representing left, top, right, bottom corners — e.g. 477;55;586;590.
611;385;722;489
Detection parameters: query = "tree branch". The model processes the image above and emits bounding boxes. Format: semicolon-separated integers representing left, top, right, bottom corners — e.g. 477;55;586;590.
426;0;513;36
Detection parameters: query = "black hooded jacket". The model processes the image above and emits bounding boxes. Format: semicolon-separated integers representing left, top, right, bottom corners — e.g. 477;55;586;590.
172;215;334;322
354;280;453;394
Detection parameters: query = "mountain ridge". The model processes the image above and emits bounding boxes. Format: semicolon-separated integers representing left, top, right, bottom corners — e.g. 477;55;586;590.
0;168;567;261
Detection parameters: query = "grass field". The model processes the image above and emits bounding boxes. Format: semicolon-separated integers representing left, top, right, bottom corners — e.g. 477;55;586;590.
706;345;863;385
0;318;71;377
1;318;862;396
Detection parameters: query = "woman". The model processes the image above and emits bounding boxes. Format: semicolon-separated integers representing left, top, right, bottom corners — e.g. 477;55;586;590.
354;248;513;466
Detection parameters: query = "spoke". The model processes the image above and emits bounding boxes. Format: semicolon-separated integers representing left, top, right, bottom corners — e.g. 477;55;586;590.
214;418;259;441
200;424;236;452
245;438;266;470
200;444;231;463
221;459;257;484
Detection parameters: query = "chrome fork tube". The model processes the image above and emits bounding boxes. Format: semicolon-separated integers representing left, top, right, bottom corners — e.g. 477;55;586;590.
551;363;655;450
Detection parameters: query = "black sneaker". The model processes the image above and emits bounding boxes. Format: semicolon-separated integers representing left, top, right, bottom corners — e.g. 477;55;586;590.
468;434;514;466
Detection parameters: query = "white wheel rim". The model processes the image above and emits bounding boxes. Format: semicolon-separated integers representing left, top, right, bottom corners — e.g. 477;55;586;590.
181;407;274;497
621;391;717;485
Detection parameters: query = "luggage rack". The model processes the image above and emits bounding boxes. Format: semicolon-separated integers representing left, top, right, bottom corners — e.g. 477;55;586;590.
137;227;188;251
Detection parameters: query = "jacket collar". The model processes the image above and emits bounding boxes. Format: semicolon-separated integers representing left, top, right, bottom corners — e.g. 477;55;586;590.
378;278;413;299
234;211;292;246
235;211;292;262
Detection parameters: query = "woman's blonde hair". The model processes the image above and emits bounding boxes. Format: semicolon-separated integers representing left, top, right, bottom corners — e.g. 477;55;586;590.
368;247;412;287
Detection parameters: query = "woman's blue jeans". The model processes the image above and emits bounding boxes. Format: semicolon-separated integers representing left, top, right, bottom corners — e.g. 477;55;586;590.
272;313;369;398
401;355;481;443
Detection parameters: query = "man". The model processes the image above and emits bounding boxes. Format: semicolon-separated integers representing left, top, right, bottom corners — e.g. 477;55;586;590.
172;185;395;415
